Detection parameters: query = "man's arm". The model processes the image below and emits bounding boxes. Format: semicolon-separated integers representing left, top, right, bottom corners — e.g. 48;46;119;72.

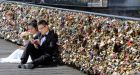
31;31;58;65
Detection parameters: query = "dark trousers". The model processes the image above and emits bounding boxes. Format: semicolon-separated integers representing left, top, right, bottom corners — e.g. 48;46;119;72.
21;42;52;66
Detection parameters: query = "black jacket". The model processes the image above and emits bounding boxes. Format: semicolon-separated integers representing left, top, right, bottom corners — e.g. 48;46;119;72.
32;30;58;65
34;32;41;40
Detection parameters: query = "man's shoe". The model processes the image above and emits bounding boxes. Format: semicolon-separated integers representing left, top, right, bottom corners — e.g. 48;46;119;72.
23;63;35;69
17;64;24;68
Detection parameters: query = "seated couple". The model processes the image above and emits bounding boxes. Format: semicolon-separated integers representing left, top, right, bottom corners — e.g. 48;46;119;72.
0;20;59;69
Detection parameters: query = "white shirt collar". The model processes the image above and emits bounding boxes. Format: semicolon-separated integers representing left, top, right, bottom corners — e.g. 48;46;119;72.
45;31;49;36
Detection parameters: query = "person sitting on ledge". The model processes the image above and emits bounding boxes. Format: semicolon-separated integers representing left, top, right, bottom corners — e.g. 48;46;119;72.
18;20;58;69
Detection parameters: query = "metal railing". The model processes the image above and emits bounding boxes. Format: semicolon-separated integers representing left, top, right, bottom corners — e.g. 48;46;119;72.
4;1;140;21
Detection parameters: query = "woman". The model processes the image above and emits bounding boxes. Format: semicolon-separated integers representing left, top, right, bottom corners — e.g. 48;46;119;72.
0;19;40;63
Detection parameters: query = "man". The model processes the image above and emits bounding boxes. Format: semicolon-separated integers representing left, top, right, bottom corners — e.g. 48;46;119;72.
18;20;58;69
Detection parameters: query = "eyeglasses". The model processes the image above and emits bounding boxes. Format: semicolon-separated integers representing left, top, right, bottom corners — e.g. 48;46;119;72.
38;26;45;30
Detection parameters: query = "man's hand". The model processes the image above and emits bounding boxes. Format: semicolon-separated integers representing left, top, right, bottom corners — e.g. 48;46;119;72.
31;39;40;48
31;39;40;45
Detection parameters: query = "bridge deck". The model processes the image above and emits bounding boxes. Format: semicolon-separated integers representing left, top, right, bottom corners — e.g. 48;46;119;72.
0;39;86;75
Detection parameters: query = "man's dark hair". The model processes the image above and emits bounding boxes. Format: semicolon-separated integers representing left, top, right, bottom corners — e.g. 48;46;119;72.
38;20;48;26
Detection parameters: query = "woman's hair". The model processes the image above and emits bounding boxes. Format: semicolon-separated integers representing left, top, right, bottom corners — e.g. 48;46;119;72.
28;19;38;30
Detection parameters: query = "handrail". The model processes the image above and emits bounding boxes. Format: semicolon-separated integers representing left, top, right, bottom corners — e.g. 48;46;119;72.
2;1;140;21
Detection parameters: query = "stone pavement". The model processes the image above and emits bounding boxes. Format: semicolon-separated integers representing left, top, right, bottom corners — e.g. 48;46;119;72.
0;39;86;75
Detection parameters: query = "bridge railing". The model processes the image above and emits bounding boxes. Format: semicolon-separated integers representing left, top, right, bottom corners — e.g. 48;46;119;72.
6;1;140;21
